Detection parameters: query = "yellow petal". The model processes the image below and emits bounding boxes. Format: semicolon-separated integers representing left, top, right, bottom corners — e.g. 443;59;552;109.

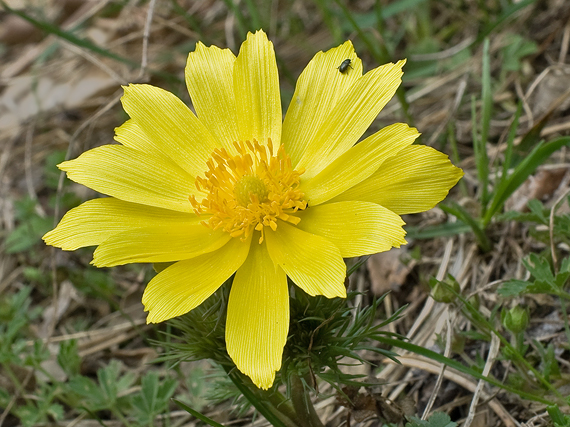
92;224;230;267
121;84;218;177
333;145;464;214
296;60;406;179
186;42;239;153
58;144;197;213
302;123;419;206
143;236;250;323
233;30;281;149
265;221;346;299
296;201;406;258
282;41;362;166
43;198;201;250
114;119;167;159
226;238;288;389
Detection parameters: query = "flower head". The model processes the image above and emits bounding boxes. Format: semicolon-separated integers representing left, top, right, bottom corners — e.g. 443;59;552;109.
44;30;463;389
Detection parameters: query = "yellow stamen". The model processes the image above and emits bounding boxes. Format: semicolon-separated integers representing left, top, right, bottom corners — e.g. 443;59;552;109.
189;139;307;243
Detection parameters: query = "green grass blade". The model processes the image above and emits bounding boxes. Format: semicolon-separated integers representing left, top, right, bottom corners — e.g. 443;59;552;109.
381;0;429;19
473;0;536;46
220;0;248;39
500;103;522;183
405;222;471;240
173;399;226;427
1;1;182;84
243;0;263;31
170;0;205;42
480;39;492;157
484;136;570;225
378;337;552;405
313;0;343;44
515;109;552;157
440;203;491;252
474;39;492;212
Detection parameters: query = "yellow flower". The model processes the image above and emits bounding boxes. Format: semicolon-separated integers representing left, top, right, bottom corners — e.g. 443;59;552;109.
43;30;463;389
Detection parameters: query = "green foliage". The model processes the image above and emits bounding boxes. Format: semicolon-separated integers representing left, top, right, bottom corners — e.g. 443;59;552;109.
500;33;538;73
438;32;569;252
429;275;460;303
282;289;404;391
405;412;457;427
205;366;252;418
160;284;405;426
131;372;178;425
159;281;231;366
498;254;570;299
548;405;570;427
67;360;135;412
4;197;53;254
499;198;549;224
3;1;569;425
0;287;43;365
501;306;529;334
43;150;66;190
444;96;570;251
13;383;64;427
69;267;119;301
0;288;183;426
534;341;560;383
57;339;81;377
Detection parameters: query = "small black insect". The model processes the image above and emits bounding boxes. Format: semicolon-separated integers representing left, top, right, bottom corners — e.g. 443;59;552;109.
337;58;353;73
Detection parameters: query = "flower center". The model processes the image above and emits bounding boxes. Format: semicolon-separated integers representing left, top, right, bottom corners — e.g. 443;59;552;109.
189;139;307;243
233;175;269;207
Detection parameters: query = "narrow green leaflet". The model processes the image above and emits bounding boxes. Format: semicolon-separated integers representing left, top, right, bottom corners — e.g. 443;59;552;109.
173;399;226;427
498;254;570;297
131;372;178;425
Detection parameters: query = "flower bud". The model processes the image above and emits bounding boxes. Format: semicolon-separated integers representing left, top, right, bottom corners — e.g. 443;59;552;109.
429;276;460;304
502;306;529;334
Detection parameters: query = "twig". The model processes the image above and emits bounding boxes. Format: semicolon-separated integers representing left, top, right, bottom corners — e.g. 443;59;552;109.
24;120;46;217
62;41;128;84
384;355;518;427
137;0;158;80
406;238;453;339
559;21;570;64
410;37;474;61
463;332;501;427
1;0;112;79
427;75;468;146
421;311;454;419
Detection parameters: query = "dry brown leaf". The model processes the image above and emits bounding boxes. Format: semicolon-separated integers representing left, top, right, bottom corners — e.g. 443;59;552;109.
0;70;117;136
505;166;569;212
39;279;80;339
367;248;412;296
531;65;570;116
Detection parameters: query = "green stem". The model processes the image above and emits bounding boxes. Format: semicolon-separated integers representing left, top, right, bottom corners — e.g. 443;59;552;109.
457;295;564;399
111;404;133;427
223;365;299;427
265;387;303;426
290;374;325;427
